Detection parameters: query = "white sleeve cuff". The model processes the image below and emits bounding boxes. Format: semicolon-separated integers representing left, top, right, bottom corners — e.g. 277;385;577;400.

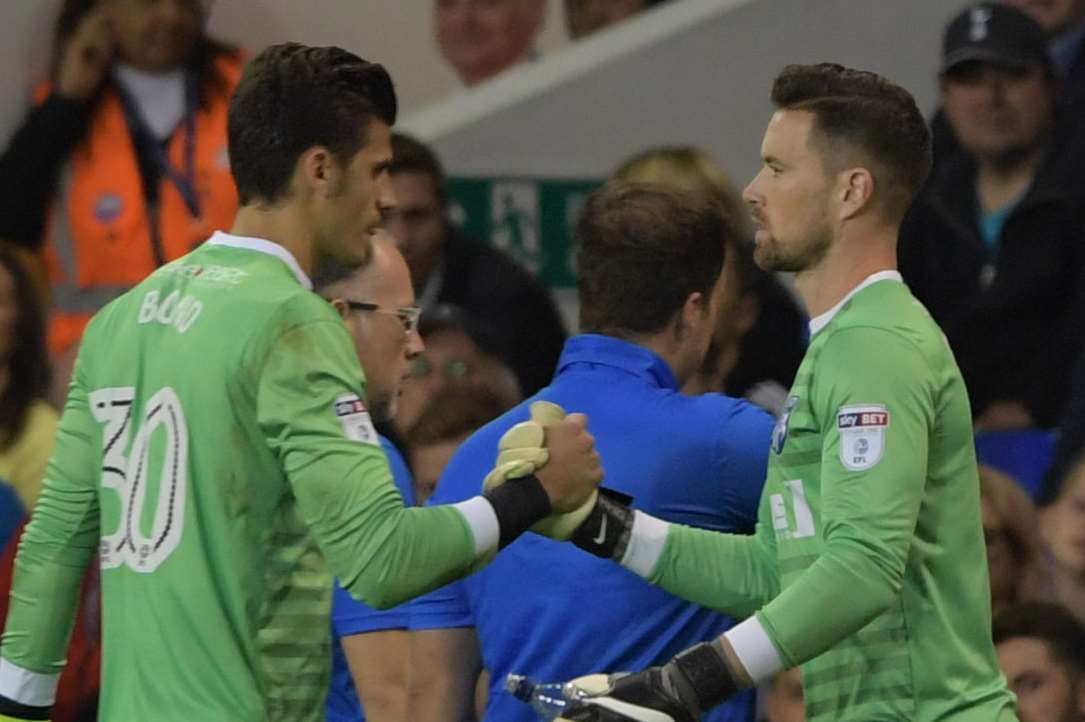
619;510;671;578
723;615;784;685
0;658;59;707
453;496;500;558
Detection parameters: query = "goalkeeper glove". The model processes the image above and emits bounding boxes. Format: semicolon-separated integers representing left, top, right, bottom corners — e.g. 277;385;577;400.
554;641;744;722
483;400;598;539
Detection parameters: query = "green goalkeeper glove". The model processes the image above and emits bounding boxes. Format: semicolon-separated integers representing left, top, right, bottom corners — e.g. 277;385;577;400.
483;400;598;539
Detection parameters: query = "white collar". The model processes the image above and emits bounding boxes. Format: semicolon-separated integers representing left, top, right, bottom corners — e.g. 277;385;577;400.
206;231;312;289
807;270;903;337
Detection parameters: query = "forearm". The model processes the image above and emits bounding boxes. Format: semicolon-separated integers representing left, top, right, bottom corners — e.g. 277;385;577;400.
1;455;100;702
343;630;410;722
408;628;480;722
304;448;552;610
0;95;90;248
640;517;779;619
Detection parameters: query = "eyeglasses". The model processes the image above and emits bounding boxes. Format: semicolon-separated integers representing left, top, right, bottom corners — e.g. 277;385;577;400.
409;356;472;380
345;301;422;335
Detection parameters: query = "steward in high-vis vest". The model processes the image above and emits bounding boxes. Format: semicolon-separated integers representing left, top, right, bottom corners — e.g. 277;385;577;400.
0;0;242;358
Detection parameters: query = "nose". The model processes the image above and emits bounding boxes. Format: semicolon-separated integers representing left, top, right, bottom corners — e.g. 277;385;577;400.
406;330;425;358
742;173;762;208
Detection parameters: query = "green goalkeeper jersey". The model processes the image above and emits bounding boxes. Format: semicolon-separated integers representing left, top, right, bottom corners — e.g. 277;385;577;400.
645;273;1017;721
0;233;486;722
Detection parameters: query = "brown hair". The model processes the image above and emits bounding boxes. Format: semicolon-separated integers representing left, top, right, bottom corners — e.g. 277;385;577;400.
979;464;1050;608
771;63;932;221
576;182;731;337
228;43;396;205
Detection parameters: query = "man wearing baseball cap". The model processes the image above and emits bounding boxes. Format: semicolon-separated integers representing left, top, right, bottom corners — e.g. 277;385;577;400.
899;2;1085;434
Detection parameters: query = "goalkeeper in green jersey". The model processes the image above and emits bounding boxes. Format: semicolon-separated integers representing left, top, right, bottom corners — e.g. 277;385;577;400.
541;63;1019;721
0;43;602;722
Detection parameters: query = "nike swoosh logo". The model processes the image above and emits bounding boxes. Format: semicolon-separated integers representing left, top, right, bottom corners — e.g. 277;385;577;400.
593;515;607;545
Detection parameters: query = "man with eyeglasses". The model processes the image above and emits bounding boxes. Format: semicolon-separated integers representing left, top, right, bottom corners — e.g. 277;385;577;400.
313;231;423;722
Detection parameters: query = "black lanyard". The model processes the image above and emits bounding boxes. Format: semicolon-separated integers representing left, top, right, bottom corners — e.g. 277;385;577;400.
116;73;202;220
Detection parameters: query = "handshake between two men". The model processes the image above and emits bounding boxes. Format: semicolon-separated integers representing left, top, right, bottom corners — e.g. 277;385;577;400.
486;401;740;722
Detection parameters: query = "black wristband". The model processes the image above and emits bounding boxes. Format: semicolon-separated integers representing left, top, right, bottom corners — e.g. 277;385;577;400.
0;694;50;720
667;641;741;713
571;489;635;560
483;474;552;548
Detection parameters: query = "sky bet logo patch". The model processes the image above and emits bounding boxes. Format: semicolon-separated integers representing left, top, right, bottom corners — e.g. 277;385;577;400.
334;394;378;446
837;404;889;471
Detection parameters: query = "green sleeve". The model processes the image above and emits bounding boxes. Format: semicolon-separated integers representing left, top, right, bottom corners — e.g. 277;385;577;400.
648;489;780;619
757;327;932;666
256;318;479;610
1;355;100;675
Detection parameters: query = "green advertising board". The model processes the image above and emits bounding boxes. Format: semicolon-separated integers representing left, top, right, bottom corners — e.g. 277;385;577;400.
447;177;601;289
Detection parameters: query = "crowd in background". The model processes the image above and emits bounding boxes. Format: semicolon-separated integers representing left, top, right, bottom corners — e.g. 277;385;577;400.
0;0;1084;721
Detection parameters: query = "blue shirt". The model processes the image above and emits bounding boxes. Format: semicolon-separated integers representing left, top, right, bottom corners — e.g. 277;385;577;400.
409;334;774;722
327;436;415;722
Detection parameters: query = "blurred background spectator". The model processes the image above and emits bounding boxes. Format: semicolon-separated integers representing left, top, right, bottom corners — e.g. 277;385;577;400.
394;303;522;440
434;0;546;86
565;0;670;39
406;385;513;505
382;134;566;398
0;244;55;513
993;601;1085;722
1042;345;1085;504
1041;453;1085;624
1005;0;1085;134
979;464;1052;616
900;2;1085;431
609;145;807;416
0;0;242;397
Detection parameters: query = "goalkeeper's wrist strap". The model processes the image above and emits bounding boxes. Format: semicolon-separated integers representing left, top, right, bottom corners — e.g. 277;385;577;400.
483;474;551;548
571;489;635;560
666;640;744;713
0;694;49;720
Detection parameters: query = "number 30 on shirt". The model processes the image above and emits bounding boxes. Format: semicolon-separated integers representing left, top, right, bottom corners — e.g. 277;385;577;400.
90;386;188;573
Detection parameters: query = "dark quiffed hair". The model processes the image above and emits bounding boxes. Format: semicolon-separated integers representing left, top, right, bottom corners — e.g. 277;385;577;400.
771;63;932;220
52;0;239;107
390;133;447;206
0;246;50;449
577;182;729;336
993;602;1085;674
228;43;397;205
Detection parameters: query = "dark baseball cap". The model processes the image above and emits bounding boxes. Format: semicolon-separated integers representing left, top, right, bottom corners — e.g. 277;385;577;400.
942;3;1051;75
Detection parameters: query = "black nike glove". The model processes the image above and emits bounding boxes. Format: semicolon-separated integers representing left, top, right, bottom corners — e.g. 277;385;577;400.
555;641;743;722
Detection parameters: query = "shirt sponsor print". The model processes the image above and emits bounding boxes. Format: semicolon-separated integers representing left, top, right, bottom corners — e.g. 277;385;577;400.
334;393;378;446
837;404;889;471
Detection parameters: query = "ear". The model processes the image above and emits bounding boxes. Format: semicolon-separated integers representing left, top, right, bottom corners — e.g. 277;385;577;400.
837;167;875;221
675;291;708;338
297;146;343;198
328;298;350;321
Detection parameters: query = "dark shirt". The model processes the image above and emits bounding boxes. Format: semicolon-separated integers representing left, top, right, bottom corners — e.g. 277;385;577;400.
899;135;1085;427
434;229;567;396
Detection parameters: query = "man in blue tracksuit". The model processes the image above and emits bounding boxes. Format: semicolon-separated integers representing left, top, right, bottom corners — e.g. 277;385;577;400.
407;183;775;722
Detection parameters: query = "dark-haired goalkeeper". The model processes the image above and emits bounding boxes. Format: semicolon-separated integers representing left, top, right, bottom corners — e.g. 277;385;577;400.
0;43;601;722
540;63;1018;722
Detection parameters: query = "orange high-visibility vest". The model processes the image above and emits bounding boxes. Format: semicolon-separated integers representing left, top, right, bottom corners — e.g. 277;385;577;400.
42;53;243;356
